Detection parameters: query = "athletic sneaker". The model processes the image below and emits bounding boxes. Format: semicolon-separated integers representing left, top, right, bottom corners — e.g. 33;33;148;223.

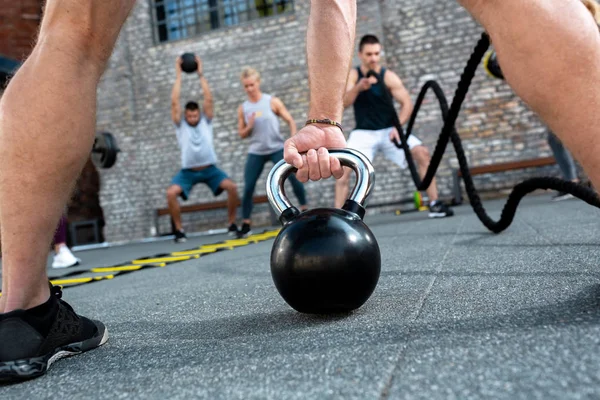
0;285;108;382
227;223;239;237
51;245;81;269
239;223;252;238
429;201;454;218
552;191;575;202
174;229;187;243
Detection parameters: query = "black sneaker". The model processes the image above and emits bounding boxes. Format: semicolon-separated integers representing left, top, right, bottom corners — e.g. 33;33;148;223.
0;285;108;382
174;229;187;243
428;201;454;218
227;223;239;237
552;191;575;202
239;223;252;238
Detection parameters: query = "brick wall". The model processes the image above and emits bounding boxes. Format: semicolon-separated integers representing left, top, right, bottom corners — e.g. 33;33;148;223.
0;0;43;61
378;0;562;197
96;0;566;242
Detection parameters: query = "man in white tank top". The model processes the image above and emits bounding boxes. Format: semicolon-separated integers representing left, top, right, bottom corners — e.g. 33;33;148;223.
168;55;241;243
237;67;308;237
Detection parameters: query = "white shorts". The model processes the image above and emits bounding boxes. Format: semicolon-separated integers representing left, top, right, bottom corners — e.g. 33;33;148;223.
347;127;423;169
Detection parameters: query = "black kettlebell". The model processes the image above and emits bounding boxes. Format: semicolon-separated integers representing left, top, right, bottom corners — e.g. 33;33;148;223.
266;149;381;314
180;52;198;73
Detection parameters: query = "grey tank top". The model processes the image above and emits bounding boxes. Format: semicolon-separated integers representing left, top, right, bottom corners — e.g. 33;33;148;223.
242;94;284;155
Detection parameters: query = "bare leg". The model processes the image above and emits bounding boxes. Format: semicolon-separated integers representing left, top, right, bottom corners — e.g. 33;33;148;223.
167;185;184;231
334;167;352;208
411;146;439;201
459;0;600;188
219;179;239;225
0;0;136;313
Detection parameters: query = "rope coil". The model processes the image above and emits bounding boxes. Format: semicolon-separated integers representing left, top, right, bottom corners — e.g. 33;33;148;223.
391;33;600;233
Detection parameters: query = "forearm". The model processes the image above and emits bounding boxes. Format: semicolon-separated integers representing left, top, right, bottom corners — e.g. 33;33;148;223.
288;119;297;136
343;86;360;108
200;77;212;99
398;104;412;126
239;125;252;138
307;0;356;121
171;75;181;103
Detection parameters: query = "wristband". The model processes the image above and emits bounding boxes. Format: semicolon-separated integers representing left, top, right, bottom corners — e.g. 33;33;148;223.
305;118;343;132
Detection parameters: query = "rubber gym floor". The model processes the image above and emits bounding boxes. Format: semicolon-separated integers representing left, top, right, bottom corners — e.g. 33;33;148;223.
1;193;600;399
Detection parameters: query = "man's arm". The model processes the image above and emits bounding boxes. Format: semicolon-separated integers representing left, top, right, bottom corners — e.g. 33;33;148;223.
343;70;378;108
306;0;356;122
200;78;214;121
171;58;182;125
283;0;356;181
196;56;214;121
271;97;297;136
386;71;413;125
342;69;360;108
237;105;254;139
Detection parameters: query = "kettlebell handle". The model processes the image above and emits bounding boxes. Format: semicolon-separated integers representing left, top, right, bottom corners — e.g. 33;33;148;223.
266;148;375;222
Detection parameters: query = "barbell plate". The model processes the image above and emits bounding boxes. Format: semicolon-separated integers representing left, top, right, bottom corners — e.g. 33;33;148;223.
92;132;119;169
103;132;118;169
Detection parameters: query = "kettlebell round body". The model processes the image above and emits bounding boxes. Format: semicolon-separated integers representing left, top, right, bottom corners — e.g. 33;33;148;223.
270;207;381;314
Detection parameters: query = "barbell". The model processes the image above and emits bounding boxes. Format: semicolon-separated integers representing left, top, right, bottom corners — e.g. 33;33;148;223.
92;132;119;169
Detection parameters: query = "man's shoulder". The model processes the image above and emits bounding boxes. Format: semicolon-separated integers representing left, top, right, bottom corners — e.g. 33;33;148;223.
382;67;401;80
383;68;404;87
201;115;213;126
347;67;359;84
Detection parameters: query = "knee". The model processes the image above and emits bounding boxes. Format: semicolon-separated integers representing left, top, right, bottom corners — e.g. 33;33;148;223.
166;186;180;200
243;183;255;196
412;146;430;164
225;181;238;194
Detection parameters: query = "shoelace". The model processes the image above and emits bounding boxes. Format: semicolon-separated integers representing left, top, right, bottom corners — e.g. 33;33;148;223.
50;284;63;300
50;284;78;318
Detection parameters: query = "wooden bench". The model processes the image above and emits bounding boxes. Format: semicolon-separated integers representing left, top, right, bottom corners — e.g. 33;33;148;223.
153;194;276;236
452;156;557;204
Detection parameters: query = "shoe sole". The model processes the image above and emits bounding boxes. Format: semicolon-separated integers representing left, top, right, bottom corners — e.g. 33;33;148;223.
552;195;574;202
51;261;81;269
0;323;108;383
428;212;454;218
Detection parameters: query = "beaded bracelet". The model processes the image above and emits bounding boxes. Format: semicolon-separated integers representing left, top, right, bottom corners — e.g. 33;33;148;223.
305;118;343;132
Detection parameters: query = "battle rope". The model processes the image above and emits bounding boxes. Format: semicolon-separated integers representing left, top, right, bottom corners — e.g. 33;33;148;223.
386;32;600;233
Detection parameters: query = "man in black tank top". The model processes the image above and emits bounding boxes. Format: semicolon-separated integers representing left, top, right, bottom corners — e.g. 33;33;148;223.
335;34;453;218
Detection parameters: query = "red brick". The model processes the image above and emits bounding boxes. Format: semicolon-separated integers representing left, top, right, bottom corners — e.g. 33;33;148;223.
1;0;42;59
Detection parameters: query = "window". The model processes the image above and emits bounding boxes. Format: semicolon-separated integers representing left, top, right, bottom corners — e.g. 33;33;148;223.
152;0;295;43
